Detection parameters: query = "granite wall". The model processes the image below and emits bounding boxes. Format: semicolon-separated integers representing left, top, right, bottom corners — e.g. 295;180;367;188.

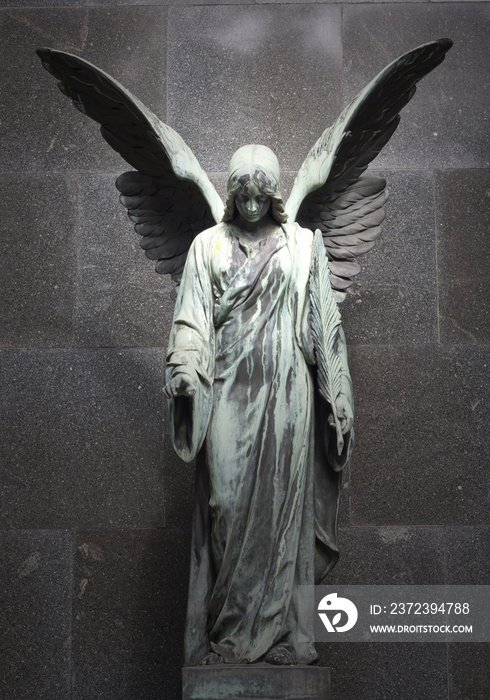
1;1;488;698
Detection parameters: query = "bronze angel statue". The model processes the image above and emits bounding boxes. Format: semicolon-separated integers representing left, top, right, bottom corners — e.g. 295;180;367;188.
37;38;452;667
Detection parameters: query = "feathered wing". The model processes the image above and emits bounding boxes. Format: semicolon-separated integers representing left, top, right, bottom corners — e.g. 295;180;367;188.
310;231;344;455
286;38;453;301
37;48;224;296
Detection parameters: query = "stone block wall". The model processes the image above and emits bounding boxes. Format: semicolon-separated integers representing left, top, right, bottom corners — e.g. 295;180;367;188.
1;2;488;698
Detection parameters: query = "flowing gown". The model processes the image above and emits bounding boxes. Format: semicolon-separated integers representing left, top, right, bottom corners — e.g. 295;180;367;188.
166;221;353;665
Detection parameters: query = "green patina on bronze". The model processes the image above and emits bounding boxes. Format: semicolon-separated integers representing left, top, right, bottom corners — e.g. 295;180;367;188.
166;146;353;664
36;39;452;670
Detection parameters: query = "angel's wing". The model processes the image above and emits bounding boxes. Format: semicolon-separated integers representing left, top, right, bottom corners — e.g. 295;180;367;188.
285;38;453;300
36;48;224;296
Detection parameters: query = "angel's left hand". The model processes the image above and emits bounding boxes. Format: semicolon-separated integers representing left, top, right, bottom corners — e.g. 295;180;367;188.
328;395;354;434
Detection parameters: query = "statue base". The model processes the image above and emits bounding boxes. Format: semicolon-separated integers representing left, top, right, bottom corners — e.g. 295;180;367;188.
182;664;331;700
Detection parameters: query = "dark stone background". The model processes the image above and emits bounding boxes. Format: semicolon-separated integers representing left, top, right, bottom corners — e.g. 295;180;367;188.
1;2;488;698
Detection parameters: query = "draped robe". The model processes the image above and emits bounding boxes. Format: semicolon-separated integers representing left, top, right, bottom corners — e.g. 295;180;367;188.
166;221;353;665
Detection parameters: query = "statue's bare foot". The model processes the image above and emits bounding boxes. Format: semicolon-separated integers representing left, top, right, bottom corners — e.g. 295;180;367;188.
265;643;297;665
200;652;224;665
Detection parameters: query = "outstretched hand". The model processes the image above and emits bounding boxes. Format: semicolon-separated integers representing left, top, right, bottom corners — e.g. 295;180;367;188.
328;396;354;435
163;374;196;399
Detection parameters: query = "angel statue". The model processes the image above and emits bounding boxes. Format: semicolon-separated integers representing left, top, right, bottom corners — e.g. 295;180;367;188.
37;38;452;667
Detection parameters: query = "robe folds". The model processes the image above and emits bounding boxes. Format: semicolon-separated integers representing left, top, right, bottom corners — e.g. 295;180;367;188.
166;221;353;665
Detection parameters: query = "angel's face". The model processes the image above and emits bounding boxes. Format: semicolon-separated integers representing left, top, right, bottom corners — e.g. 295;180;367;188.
235;181;271;223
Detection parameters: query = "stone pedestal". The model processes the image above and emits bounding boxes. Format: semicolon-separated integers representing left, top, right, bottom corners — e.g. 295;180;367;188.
182;664;331;700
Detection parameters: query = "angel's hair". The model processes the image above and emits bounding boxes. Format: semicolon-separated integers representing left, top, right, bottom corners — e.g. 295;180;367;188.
222;144;288;224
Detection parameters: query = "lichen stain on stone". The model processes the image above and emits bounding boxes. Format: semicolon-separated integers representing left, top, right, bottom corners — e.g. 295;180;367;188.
378;527;410;544
78;578;88;598
17;551;41;578
78;542;104;561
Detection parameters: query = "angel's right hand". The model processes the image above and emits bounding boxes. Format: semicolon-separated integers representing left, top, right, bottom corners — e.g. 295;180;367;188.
163;374;196;399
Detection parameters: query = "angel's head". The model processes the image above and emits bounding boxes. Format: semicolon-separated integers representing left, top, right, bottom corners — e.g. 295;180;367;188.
222;145;288;224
